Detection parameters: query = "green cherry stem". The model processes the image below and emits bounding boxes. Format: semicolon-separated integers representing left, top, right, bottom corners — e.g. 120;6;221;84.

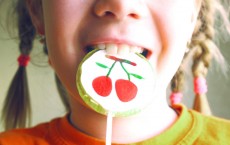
106;61;117;77
120;62;131;81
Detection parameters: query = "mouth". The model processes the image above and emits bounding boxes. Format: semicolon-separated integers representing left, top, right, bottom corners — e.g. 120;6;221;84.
85;43;151;58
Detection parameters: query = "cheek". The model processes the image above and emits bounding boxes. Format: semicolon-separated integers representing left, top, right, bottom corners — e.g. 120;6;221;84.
153;2;193;85
48;46;85;99
42;1;92;97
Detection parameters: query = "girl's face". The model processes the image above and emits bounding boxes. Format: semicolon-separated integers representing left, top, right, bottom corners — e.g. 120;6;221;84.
40;0;199;105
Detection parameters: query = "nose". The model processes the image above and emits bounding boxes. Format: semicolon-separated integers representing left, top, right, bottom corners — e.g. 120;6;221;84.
93;0;147;20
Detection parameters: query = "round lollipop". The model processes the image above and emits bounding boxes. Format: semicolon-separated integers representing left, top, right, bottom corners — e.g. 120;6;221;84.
76;49;156;117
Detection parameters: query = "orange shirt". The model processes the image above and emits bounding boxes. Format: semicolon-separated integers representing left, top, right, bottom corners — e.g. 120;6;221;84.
1;105;230;145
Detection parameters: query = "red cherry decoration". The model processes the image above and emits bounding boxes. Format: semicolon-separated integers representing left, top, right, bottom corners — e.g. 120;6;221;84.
92;76;112;97
115;79;137;102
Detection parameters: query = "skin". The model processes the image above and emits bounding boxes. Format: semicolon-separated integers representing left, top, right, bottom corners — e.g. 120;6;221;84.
28;0;201;143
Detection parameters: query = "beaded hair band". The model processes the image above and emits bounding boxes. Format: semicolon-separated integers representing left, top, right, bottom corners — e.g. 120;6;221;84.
170;76;208;106
170;92;183;105
194;76;208;94
18;54;30;67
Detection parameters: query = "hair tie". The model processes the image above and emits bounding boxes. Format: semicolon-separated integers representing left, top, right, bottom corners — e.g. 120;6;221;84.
170;92;183;105
18;54;30;67
194;76;208;94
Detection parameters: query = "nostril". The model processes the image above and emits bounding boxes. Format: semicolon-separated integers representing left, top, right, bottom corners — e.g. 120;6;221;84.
128;13;140;19
104;11;116;17
101;11;140;20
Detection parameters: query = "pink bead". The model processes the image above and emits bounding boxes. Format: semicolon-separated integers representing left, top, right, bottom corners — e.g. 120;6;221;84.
170;92;183;105
194;77;208;94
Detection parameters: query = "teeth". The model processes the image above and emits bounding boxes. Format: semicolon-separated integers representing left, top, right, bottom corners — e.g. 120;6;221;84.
97;44;106;50
130;46;143;54
118;44;129;56
92;43;144;56
106;44;118;55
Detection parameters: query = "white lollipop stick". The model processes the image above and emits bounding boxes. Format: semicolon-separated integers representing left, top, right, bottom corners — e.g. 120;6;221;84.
106;112;113;145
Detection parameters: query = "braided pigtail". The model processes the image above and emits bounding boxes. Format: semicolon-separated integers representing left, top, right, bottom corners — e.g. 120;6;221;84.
42;39;70;112
170;45;192;106
170;67;184;105
1;0;36;130
189;0;216;115
55;74;70;112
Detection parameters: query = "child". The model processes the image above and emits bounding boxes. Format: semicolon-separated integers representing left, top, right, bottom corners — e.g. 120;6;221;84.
0;0;230;144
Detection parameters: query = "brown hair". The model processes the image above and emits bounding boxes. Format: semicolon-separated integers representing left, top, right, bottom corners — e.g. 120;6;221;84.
170;0;230;115
1;0;70;131
1;0;36;130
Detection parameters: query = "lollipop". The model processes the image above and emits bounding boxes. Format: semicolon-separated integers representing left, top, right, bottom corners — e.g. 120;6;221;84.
76;49;156;117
